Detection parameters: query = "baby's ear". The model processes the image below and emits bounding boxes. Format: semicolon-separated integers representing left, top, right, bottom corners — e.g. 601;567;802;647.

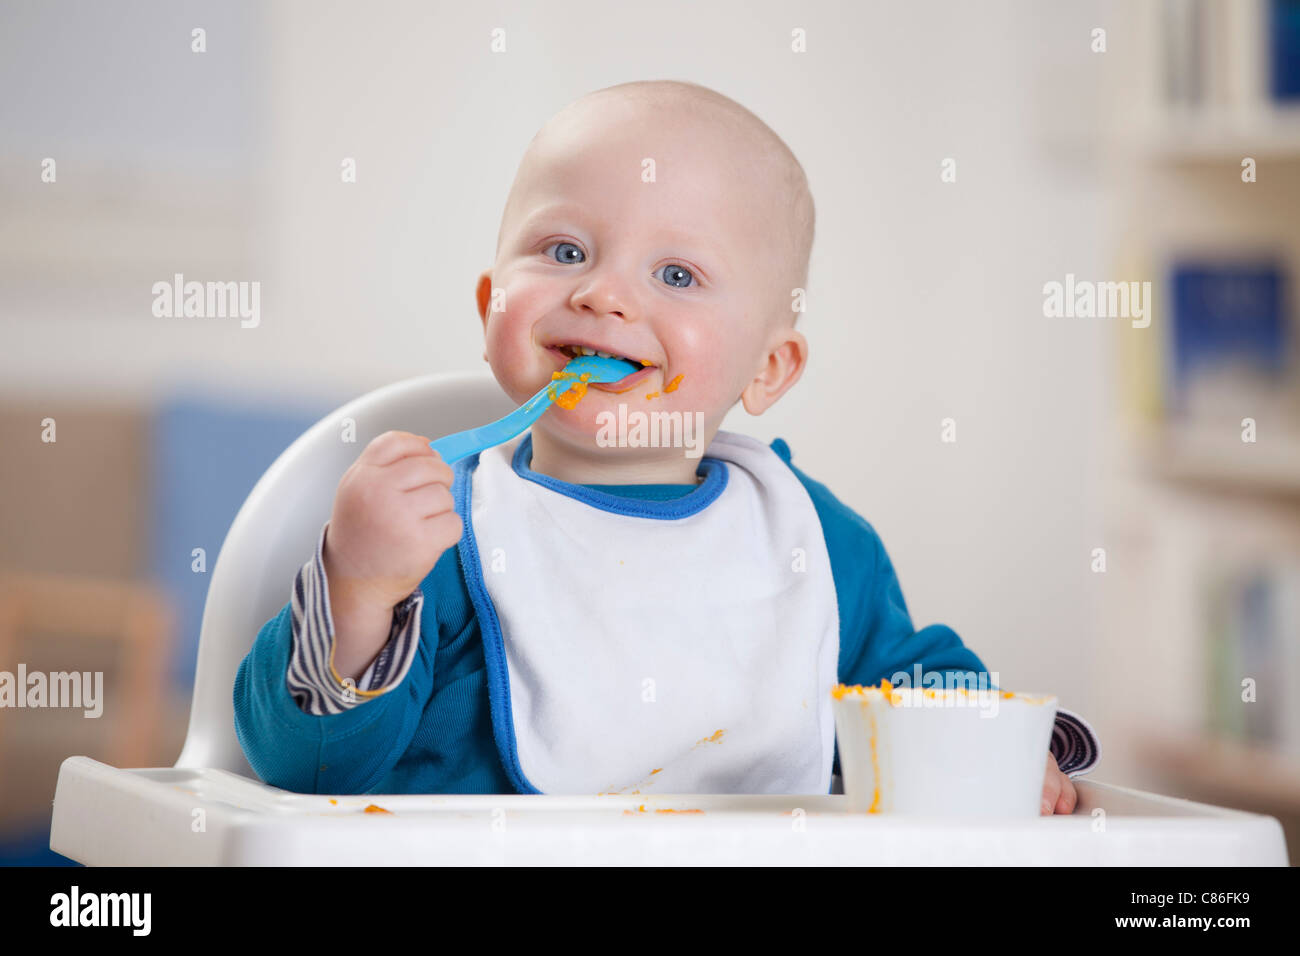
741;330;807;415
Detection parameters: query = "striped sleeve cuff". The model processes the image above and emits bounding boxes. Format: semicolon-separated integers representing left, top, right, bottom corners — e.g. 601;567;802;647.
286;521;424;716
1051;707;1100;776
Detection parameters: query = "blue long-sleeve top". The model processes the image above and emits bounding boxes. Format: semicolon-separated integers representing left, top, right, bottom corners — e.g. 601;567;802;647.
233;436;1100;794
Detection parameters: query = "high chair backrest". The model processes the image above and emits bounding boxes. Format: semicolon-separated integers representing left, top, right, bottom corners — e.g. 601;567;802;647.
176;372;514;775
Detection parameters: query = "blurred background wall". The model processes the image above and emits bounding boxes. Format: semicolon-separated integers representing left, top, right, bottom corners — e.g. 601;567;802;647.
2;0;1298;862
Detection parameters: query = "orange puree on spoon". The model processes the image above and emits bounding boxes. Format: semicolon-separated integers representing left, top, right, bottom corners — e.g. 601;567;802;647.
547;370;592;410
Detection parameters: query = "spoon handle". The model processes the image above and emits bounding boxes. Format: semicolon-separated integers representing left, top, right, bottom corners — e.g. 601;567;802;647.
428;355;637;464
428;380;558;465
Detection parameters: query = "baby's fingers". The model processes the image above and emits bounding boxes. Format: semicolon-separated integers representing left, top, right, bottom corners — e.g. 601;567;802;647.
1041;752;1063;815
1054;773;1078;815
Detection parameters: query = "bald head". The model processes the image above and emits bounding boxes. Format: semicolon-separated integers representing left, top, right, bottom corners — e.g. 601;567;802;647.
498;80;815;325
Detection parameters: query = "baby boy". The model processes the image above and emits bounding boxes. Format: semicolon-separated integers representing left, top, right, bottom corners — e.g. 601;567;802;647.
234;80;1098;810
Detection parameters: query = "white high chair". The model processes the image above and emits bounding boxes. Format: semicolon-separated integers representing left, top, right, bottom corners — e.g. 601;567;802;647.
49;373;1290;865
176;371;516;777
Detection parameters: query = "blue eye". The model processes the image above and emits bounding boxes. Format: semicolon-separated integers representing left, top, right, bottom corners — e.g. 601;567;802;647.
657;264;694;288
546;241;585;264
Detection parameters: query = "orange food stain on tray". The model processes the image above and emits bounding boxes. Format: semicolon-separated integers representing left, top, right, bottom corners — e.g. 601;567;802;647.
363;804;392;814
328;799;337;805
693;728;725;747
620;805;703;815
663;374;684;392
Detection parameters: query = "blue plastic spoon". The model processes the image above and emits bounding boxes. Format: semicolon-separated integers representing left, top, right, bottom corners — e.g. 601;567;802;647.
428;354;639;464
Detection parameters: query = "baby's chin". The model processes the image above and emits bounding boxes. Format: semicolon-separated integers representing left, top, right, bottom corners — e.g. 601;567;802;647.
533;390;717;457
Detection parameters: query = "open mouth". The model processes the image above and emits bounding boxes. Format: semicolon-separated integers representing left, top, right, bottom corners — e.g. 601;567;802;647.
547;343;657;392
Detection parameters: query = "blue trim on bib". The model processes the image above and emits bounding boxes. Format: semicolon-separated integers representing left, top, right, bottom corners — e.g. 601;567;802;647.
453;454;542;795
511;433;728;518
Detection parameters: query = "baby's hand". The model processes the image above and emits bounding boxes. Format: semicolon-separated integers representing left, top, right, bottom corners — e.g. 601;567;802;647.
1041;751;1077;815
325;430;462;609
323;431;462;679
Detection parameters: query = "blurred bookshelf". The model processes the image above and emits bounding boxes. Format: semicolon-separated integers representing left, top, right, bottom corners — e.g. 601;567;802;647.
1137;107;1300;161
1102;0;1300;852
1126;419;1300;496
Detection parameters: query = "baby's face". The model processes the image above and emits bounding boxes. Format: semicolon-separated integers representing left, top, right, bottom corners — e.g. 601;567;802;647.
477;104;793;461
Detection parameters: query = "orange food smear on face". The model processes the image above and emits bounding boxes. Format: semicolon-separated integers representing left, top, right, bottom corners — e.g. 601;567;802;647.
645;391;659;400
640;359;653;366
363;804;392;814
663;374;684;392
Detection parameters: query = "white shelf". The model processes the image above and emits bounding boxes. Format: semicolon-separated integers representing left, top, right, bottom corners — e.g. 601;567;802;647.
1130;421;1300;497
1122;107;1300;162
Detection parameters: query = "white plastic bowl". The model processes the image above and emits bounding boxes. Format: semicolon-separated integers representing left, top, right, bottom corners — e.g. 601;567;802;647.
832;683;1058;817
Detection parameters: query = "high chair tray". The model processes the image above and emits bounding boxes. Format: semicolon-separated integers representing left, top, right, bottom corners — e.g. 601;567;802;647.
51;756;1289;865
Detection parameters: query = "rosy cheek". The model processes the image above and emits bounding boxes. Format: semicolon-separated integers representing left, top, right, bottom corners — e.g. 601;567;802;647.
484;284;539;359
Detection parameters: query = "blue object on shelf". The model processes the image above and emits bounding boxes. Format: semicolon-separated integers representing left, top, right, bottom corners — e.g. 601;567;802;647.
150;392;334;690
1272;0;1300;100
1168;261;1289;411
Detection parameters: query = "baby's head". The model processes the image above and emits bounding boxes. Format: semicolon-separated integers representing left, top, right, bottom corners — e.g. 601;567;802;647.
475;80;815;479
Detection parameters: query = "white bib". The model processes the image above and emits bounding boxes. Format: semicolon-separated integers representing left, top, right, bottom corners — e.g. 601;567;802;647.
462;430;840;794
